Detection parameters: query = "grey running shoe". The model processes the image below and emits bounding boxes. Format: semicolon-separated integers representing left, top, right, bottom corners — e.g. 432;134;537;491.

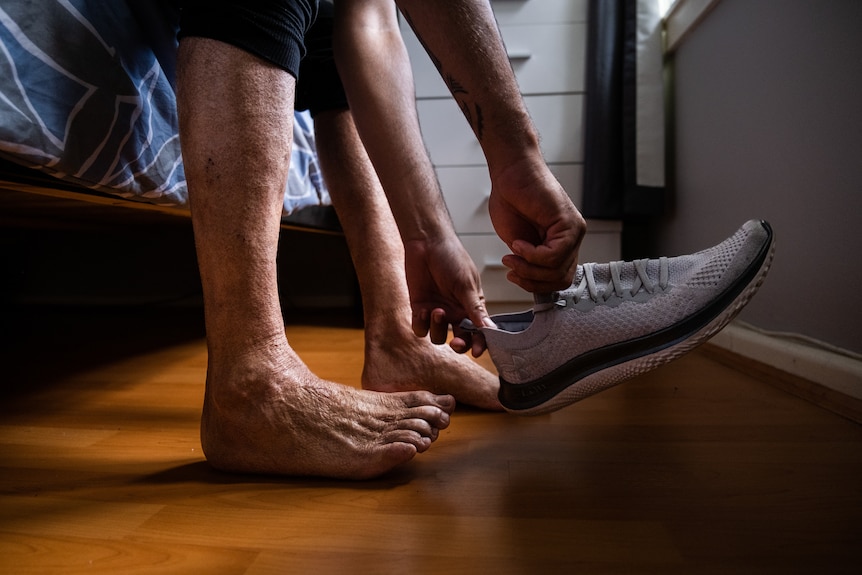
469;219;775;415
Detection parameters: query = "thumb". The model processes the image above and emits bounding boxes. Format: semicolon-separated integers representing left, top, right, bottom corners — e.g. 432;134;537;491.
467;299;496;330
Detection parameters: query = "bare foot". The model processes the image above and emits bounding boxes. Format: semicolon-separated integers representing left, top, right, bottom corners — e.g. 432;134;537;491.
362;318;503;411
200;340;455;480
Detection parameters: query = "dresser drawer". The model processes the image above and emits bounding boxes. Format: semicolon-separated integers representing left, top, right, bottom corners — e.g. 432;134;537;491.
416;94;583;166
500;23;587;96
491;0;588;25
460;221;623;303
403;22;586;98
439;164;583;234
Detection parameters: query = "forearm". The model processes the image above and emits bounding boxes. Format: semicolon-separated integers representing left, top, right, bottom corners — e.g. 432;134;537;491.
393;0;544;176
333;0;454;243
395;0;584;293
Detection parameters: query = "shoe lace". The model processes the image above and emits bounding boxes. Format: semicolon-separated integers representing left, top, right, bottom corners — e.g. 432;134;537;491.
536;257;670;311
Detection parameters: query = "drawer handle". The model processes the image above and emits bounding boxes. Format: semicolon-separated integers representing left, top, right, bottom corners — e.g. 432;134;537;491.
507;50;532;62
483;260;509;271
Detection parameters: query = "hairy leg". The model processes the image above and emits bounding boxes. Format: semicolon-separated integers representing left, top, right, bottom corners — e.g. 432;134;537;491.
176;38;454;479
314;109;502;411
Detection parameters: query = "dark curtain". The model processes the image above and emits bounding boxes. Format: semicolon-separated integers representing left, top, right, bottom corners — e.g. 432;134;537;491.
582;0;666;220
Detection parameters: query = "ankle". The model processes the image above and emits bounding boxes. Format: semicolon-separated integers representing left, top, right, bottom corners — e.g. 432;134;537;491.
206;332;309;390
362;305;413;339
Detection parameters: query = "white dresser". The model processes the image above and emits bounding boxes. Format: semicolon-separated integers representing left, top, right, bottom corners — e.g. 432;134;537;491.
400;0;621;306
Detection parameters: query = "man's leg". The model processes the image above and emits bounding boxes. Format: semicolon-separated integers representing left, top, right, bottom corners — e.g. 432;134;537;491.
176;38;454;479
313;108;502;411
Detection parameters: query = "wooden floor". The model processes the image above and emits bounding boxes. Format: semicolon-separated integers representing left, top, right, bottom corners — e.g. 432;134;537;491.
1;305;861;575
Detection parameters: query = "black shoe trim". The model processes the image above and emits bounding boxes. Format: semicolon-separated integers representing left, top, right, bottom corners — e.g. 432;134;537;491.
498;221;774;411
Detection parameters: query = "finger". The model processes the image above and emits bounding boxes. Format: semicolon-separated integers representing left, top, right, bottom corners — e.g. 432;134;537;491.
511;238;577;273
467;298;496;331
429;308;449;345
412;306;431;338
449;335;470;354
502;254;574;292
471;330;487;357
451;321;489;357
449;321;473;354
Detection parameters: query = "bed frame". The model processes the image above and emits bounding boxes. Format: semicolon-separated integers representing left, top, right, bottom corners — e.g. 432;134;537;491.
0;156;342;235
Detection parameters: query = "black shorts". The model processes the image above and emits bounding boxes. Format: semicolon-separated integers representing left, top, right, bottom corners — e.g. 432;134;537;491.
178;0;347;116
178;0;317;79
295;1;349;116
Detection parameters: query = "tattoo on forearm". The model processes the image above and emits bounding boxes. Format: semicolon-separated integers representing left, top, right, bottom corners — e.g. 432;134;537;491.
450;84;485;141
473;103;484;140
402;8;485;141
446;74;466;95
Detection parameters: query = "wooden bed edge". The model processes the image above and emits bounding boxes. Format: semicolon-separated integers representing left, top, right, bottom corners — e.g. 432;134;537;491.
0;175;342;236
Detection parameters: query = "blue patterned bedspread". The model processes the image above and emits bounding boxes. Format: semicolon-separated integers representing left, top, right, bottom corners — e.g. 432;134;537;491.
0;0;329;215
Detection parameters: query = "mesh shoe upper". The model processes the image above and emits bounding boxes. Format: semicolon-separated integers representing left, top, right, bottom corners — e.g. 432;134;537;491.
480;220;774;390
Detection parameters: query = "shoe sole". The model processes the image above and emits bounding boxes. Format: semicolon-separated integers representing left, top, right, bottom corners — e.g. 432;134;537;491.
499;220;776;415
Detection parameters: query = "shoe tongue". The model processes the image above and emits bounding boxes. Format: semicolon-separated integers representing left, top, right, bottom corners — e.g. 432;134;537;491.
531;291;565;314
533;292;558;305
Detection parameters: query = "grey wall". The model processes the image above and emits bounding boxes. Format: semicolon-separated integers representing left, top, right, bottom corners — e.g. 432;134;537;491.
656;0;862;354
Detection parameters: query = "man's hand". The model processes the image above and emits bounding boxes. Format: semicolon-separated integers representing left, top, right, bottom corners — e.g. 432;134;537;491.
404;236;495;356
487;166;586;294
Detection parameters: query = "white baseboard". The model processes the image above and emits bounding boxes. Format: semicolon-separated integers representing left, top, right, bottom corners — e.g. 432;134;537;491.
709;321;862;401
